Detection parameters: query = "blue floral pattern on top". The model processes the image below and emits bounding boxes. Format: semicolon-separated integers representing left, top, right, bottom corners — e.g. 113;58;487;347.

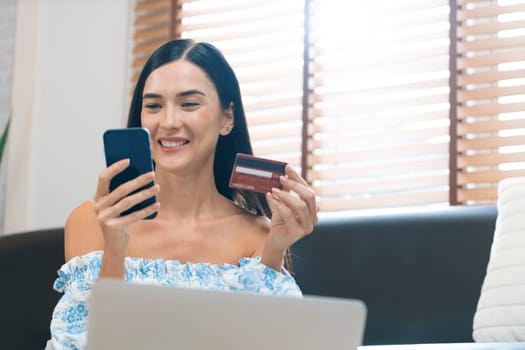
45;251;302;350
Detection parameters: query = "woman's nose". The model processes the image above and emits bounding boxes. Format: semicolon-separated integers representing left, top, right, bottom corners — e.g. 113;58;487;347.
160;106;183;129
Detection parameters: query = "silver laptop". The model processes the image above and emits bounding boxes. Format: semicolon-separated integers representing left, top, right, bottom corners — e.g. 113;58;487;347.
86;278;367;350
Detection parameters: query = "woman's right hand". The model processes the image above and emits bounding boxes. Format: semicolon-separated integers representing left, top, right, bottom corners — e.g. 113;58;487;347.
93;159;160;254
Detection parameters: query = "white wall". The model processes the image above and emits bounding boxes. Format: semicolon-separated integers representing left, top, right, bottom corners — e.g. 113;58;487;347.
5;0;131;233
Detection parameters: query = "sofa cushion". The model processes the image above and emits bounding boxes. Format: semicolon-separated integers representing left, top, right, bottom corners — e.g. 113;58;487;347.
473;178;525;342
0;228;64;350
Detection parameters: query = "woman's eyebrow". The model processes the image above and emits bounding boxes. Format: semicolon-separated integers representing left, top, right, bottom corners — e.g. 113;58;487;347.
143;93;162;99
176;90;206;97
143;90;206;100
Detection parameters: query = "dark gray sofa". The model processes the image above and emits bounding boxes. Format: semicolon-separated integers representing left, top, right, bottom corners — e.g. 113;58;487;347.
292;206;498;345
0;206;503;349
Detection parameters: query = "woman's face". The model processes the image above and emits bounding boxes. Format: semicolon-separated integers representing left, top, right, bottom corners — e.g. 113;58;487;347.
140;59;233;173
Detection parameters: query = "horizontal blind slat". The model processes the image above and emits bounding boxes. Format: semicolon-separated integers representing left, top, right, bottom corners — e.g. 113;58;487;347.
311;157;449;181
313;143;448;164
135;0;171;12
458;69;525;85
252;140;301;157
458;187;498;202
459;169;525;185
133;39;170;54
313;47;448;68
314;76;449;97
180;8;301;32
244;97;302;112
459;85;525;101
179;21;302;39
314;116;449;134
457;4;525;21
314;174;448;196
318;191;448;212
247;109;302;126
458;19;525;36
134;11;171;26
134;26;171;41
458;119;525;135
178;0;282;17
459;151;525;168
458;47;525;68
249;123;302;140
458;135;525;151
459;102;525;117
314;127;450;150
458;36;525;53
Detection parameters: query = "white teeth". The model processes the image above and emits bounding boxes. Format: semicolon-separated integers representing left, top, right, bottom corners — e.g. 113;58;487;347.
160;140;187;147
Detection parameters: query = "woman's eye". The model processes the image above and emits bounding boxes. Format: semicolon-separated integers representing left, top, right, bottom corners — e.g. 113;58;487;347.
145;103;161;110
181;102;200;109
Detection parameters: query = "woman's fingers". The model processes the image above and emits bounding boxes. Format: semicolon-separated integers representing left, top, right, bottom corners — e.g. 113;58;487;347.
270;188;314;234
111;171;156;204
95;159;130;201
97;182;159;224
97;171;156;210
100;199;160;227
267;193;302;232
94;161;159;233
279;166;319;224
283;165;308;186
280;176;318;224
110;182;159;219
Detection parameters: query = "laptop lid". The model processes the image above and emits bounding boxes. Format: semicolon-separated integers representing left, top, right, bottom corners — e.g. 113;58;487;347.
87;278;367;350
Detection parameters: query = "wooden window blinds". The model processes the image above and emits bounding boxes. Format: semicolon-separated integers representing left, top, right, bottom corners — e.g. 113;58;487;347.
454;0;525;205
130;0;525;212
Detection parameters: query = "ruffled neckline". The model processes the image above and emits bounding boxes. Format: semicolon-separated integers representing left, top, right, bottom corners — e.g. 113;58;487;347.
69;250;261;268
53;251;273;294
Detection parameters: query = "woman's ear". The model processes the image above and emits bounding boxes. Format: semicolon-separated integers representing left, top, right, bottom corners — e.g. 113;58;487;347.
220;102;235;136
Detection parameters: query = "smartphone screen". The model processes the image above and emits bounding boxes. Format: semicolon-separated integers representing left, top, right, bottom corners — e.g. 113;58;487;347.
103;128;157;219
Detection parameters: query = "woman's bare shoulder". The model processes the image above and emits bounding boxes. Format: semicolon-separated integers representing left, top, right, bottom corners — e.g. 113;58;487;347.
234;210;270;258
64;200;104;261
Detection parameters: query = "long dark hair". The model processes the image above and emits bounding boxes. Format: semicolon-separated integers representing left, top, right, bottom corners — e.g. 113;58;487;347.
127;39;292;271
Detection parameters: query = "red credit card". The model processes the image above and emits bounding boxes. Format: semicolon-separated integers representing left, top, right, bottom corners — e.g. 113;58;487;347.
229;153;287;194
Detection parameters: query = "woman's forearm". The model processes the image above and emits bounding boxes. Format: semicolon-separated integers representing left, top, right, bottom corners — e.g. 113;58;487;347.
261;245;285;271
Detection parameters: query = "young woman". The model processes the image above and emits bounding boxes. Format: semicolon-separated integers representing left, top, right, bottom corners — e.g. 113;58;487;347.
46;39;318;349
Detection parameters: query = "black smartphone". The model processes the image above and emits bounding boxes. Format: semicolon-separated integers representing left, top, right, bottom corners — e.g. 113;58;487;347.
103;128;157;219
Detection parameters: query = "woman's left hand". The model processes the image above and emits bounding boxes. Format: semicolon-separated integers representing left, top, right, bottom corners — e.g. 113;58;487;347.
263;165;318;269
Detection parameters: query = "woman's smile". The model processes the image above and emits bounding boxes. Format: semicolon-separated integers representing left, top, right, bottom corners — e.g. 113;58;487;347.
157;137;190;153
